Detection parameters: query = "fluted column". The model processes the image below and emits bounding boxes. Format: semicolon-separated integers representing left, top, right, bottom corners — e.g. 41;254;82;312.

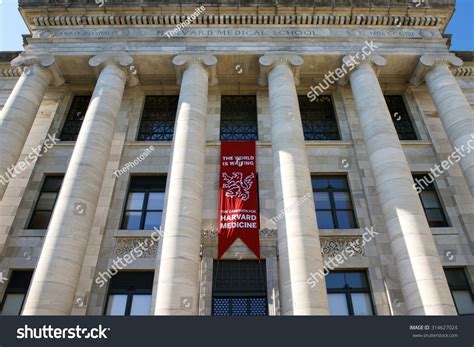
347;55;456;315
259;55;329;315
411;54;474;195
154;55;217;315
23;54;137;315
0;54;64;200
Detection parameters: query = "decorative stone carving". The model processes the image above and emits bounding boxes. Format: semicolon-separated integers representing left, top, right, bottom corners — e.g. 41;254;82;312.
89;53;139;87
319;236;364;258
410;54;463;86
258;54;304;86
11;53;65;86
172;54;218;86
113;237;158;258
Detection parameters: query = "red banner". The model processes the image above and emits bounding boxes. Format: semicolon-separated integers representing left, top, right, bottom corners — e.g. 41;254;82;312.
218;141;260;259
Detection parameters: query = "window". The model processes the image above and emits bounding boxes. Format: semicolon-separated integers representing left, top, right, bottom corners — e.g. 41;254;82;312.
28;176;63;229
220;96;258;141
312;176;357;229
137;96;178;141
104;272;153;316
121;176;166;230
60;95;91;141
0;271;33;315
299;95;340;140
384;95;418;140
413;174;449;227
212;260;267;316
445;268;474;315
326;271;374;316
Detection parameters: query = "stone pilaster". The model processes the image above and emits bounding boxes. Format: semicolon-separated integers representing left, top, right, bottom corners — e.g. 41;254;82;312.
154;54;217;315
411;54;474;195
0;54;64;200
347;55;457;315
22;54;136;315
259;54;329;315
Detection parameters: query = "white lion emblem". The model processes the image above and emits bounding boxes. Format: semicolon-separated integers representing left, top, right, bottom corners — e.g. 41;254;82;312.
222;172;255;201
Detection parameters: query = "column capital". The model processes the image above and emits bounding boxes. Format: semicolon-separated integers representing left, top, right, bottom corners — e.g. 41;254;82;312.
258;54;303;86
410;54;463;86
338;54;386;86
11;53;65;87
172;54;218;86
88;53;139;87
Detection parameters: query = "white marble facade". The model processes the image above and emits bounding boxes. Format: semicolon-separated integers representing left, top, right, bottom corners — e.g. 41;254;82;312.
0;0;473;316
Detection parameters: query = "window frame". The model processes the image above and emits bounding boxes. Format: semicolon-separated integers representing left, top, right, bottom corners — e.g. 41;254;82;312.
299;95;341;141
312;175;357;229
413;174;449;228
0;270;33;316
444;268;474;316
59;95;92;142
219;95;258;141
104;272;154;316
120;176;166;230
326;270;375;316
27;175;64;229
136;95;179;142
384;95;418;141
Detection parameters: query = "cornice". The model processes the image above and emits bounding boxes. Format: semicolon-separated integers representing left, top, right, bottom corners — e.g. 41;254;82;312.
28;13;444;29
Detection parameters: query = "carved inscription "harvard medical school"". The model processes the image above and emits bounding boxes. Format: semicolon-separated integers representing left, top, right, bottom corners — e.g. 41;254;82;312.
35;27;433;39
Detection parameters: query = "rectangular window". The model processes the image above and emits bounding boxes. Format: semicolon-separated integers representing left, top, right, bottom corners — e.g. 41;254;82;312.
60;95;91;141
212;260;267;316
104;272;153;316
312;175;357;229
326;271;374;316
0;271;33;315
28;176;63;229
445;268;474;315
299;95;340;140
384;95;418;140
121;176;166;230
220;96;258;141
137;96;178;141
413;174;449;227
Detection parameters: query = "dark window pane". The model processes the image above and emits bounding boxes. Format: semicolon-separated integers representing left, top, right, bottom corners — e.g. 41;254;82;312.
336;210;356;229
413;174;449;227
29;211;52;229
299;95;340;140
333;191;352;209
328;177;347;189
220;96;258;141
60;96;91;141
445;269;470;288
314;192;331;209
317;210;335;229
420;191;441;209
0;271;33;316
138;96;178;141
384;95;417;140
147;192;164;210
345;272;368;288
126;192;145;210
144;212;162;230
312;176;329;189
122;211;142;230
328;293;349;315
35;192;58;210
452;291;474;315
326;272;346;289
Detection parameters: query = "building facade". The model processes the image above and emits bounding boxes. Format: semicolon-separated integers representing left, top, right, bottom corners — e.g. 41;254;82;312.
0;0;473;316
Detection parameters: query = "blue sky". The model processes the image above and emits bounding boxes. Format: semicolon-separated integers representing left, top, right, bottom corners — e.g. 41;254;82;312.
0;0;473;51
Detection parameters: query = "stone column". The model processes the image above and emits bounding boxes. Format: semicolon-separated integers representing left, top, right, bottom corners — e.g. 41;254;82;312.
22;54;137;315
346;55;456;315
0;54;64;200
411;54;474;195
154;55;217;315
259;55;329;315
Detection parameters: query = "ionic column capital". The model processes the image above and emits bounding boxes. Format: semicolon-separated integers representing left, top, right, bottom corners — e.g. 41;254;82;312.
172;54;218;86
11;53;65;87
89;53;139;87
339;54;386;86
410;54;463;86
258;54;303;86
